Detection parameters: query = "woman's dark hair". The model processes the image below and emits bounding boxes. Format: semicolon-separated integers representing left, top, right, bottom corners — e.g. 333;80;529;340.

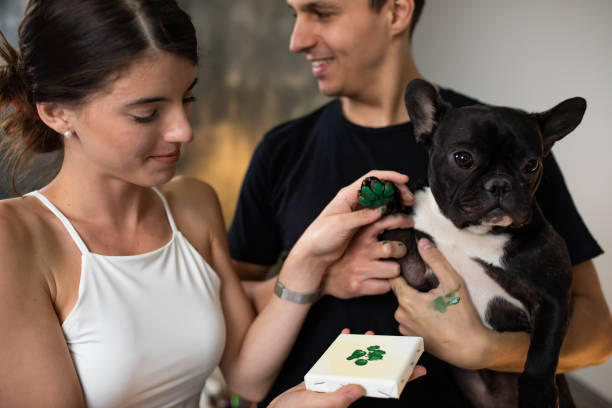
0;0;198;193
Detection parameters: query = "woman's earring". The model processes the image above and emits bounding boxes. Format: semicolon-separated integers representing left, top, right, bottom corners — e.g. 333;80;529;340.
63;130;72;139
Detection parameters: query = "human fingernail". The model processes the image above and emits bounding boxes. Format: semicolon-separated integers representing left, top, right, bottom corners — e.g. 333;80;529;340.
418;238;433;250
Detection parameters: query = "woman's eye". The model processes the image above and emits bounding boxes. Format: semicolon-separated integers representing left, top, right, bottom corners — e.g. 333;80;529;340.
132;110;158;123
524;159;540;174
183;96;197;104
454;151;474;169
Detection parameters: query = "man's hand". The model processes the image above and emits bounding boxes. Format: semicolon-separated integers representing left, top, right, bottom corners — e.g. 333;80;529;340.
322;213;414;299
390;238;493;370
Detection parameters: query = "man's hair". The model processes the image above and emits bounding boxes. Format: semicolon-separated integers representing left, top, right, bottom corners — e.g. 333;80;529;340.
369;0;425;38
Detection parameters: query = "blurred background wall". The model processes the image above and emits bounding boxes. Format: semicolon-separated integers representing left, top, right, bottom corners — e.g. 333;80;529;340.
1;0;611;403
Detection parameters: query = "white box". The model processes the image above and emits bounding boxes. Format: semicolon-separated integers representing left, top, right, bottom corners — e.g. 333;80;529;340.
304;334;424;399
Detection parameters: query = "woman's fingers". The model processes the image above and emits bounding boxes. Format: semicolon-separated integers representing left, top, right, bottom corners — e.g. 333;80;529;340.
409;365;427;381
325;171;412;215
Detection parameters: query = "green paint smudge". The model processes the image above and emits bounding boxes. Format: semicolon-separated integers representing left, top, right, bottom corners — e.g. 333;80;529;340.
430;285;462;313
347;349;367;360
347;346;387;366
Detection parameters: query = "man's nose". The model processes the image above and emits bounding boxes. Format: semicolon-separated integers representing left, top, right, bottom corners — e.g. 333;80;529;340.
289;16;316;53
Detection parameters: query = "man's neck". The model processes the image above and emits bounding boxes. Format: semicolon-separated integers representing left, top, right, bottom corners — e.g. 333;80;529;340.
340;54;423;128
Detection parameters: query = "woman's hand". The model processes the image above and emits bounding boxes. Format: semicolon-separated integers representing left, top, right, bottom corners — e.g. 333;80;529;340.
267;382;365;408
280;170;413;293
391;238;493;370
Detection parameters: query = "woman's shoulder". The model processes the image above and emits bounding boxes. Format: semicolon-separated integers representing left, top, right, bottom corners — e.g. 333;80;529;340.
159;175;221;221
158;176;226;254
0;197;35;247
0;197;50;283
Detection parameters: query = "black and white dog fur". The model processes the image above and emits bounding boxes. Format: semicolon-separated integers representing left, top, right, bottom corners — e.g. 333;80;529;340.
382;79;586;408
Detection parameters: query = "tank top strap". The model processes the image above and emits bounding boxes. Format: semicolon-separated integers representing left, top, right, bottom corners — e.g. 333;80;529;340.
151;187;178;233
26;191;90;254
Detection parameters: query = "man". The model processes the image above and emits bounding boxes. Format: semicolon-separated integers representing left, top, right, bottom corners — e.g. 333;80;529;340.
229;0;612;406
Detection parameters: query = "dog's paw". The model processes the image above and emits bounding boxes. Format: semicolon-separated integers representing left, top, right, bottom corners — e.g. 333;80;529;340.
358;177;404;213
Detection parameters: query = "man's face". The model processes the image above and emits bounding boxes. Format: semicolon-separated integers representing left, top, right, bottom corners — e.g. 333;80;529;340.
287;0;391;99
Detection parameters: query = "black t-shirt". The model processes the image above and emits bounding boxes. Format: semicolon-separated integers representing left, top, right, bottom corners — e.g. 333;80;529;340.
228;89;602;407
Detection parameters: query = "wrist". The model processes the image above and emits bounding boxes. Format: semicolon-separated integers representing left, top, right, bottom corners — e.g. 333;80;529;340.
279;247;328;293
274;278;320;304
479;328;529;372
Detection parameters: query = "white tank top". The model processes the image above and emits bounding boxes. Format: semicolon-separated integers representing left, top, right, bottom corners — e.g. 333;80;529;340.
28;188;226;408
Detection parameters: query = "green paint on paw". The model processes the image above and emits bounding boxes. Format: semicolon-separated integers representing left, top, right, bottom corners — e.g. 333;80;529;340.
358;178;396;208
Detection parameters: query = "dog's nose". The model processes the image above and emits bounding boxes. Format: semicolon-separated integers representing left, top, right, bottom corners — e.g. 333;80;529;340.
484;177;512;195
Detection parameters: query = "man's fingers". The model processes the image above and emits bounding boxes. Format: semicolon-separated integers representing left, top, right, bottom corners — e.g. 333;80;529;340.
417;238;463;290
389;275;418;300
356;277;394;296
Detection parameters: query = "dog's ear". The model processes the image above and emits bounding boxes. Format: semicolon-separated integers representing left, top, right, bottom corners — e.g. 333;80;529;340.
533;97;586;155
404;79;450;145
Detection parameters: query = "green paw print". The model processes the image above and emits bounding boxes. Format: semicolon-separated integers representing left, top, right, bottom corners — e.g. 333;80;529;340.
347;345;387;366
358;177;395;208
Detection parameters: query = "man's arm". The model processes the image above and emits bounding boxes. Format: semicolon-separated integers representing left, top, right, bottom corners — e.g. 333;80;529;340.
485;260;612;373
393;242;612;373
555;260;612;372
233;260;276;313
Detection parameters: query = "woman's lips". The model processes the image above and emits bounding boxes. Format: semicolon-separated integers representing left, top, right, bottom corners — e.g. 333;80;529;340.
151;151;180;164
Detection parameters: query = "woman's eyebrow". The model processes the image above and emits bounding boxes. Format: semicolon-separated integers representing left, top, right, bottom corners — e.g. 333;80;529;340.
125;78;198;107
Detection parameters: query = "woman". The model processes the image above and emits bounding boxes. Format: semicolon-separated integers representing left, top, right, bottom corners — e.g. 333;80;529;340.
0;1;420;407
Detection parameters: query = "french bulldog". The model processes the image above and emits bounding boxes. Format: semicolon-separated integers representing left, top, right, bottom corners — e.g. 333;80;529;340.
377;79;586;408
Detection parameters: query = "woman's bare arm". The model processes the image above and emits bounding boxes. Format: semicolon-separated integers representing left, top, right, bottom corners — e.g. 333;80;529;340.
0;203;84;407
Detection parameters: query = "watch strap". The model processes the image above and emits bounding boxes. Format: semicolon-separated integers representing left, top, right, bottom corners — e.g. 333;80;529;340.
273;278;320;304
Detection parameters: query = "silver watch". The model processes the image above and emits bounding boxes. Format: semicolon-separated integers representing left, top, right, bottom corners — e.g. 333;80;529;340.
273;278;320;304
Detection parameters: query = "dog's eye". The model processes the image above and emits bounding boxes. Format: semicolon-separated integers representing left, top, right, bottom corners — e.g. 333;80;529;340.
454;152;474;169
524;159;539;174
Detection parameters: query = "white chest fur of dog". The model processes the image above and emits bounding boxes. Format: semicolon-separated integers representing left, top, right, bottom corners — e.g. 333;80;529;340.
412;188;527;327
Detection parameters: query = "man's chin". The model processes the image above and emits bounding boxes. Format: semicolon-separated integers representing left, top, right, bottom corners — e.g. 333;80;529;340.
317;81;341;97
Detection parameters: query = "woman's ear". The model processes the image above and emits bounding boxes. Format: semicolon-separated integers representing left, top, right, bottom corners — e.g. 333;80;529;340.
388;0;415;36
36;102;73;134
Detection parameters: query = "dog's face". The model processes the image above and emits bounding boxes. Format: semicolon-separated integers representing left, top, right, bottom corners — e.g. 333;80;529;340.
405;79;586;231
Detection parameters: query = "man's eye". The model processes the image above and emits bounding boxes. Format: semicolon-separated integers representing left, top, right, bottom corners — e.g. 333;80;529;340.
314;10;332;19
133;110;158;123
454;151;474;169
183;96;197;104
